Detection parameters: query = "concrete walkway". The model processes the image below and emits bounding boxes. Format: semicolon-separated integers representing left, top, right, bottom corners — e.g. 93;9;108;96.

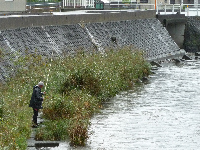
27;113;60;150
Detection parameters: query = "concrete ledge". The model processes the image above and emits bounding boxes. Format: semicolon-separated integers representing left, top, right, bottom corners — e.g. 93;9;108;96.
0;10;156;30
27;139;60;149
35;141;60;148
147;49;186;62
156;14;185;22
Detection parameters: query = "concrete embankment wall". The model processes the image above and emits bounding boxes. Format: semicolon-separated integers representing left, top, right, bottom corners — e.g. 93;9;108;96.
0;11;156;30
0;11;182;82
184;16;200;52
156;14;186;49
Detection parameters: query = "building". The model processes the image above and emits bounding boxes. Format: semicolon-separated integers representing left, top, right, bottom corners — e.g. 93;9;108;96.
0;0;26;12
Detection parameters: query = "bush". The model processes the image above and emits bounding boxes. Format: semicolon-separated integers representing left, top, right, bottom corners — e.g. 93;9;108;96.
68;117;90;146
35;120;69;141
41;90;99;145
40;47;150;145
0;47;151;149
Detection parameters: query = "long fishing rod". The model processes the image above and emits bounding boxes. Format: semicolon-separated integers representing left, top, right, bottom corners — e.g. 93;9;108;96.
45;52;53;92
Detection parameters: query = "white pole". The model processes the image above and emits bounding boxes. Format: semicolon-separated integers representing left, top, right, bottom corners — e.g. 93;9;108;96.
156;4;158;14
131;0;132;8
118;0;119;8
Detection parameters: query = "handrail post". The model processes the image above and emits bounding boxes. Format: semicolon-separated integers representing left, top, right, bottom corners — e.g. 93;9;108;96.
172;4;174;14
165;4;166;14
118;0;119;9
156;4;158;14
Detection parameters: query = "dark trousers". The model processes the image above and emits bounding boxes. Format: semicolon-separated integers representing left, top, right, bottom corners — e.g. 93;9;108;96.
33;108;38;124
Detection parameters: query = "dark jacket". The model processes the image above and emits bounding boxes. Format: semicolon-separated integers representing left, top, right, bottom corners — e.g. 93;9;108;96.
29;85;44;109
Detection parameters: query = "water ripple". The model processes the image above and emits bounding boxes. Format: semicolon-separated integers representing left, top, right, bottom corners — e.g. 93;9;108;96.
86;60;200;150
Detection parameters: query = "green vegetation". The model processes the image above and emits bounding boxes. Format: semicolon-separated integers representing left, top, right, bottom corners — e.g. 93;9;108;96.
0;54;44;150
0;47;151;149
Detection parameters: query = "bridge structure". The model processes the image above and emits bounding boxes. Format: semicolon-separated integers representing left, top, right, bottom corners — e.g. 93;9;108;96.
156;14;186;49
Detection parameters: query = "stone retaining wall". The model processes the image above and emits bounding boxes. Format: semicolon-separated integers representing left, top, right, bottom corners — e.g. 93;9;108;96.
0;12;182;82
184;17;200;52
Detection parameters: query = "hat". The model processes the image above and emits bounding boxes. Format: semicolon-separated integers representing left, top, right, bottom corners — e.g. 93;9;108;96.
38;81;44;86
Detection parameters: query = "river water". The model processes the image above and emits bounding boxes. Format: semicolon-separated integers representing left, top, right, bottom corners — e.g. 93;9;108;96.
50;58;200;150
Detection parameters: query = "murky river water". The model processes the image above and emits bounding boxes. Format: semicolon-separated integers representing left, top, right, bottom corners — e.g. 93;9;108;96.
51;58;200;150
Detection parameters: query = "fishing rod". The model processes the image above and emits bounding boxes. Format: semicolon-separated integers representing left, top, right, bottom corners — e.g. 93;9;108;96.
45;52;53;92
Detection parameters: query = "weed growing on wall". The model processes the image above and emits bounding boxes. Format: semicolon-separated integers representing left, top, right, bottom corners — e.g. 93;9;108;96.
0;47;151;149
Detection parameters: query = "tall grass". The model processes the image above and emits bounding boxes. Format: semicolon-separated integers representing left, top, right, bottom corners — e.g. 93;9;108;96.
0;47;151;149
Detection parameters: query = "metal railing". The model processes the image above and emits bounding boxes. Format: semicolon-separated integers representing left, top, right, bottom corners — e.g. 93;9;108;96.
25;2;200;16
156;4;200;16
157;4;183;14
109;3;200;16
109;3;155;10
26;2;62;12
